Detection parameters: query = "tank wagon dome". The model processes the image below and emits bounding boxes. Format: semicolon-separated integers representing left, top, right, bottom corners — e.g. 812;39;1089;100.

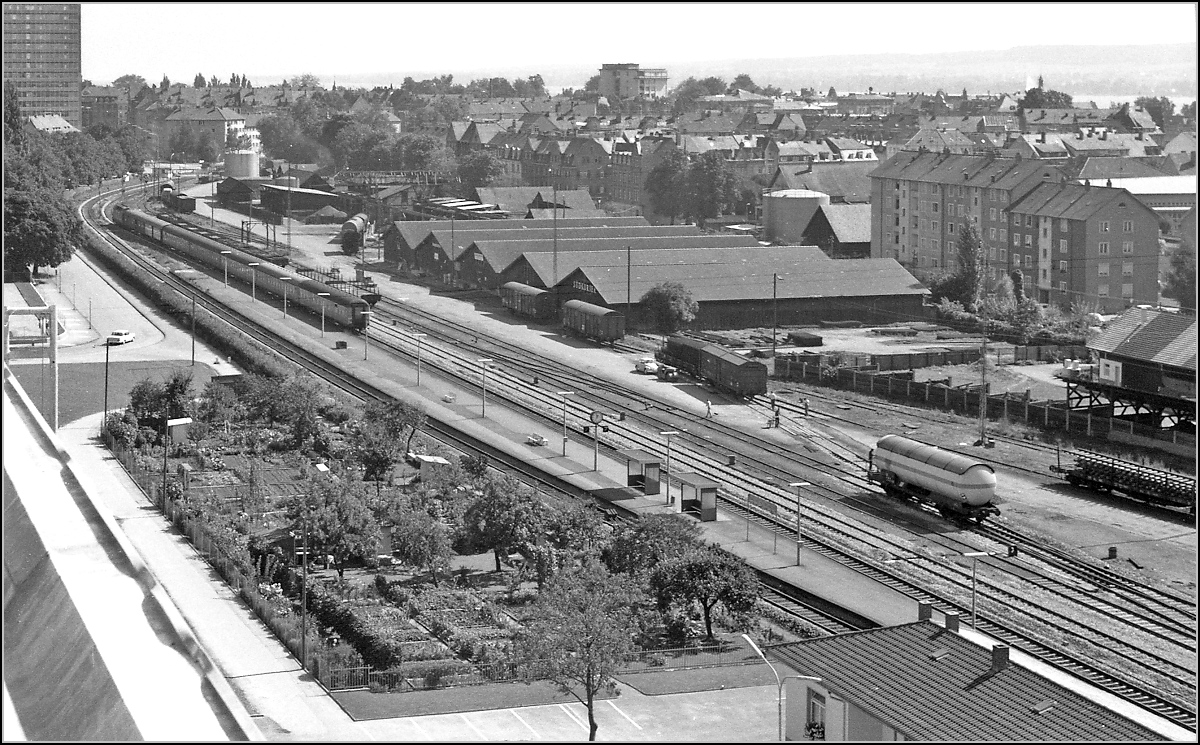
877;435;994;476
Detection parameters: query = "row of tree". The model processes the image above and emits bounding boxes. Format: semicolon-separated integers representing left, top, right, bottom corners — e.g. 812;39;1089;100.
644;149;742;229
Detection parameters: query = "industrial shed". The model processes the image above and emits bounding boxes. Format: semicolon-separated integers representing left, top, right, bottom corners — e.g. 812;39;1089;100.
215;176;268;206
259;184;344;215
553;253;929;331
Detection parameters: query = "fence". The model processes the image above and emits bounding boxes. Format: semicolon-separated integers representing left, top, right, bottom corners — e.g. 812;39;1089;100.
772;362;1196;454
779;344;1089;374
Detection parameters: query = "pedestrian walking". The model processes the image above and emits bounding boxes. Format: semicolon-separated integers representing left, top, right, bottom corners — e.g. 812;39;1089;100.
705;400;712;419
803;397;810;416
773;406;781;429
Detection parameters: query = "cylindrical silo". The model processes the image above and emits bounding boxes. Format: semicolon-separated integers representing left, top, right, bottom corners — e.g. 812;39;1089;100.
762;189;830;244
224;150;260;180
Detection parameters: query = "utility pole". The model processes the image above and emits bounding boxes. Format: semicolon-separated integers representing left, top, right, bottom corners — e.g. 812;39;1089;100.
626;245;632;318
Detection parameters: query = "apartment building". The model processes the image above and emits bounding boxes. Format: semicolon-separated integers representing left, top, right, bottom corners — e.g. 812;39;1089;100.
597;63;669;100
1006;182;1160;312
2;3;81;127
869;151;1065;280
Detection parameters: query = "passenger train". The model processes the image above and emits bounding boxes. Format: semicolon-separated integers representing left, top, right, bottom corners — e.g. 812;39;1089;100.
111;205;370;330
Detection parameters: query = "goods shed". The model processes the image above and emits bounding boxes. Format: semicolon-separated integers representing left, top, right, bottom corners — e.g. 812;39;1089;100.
259;184;344;215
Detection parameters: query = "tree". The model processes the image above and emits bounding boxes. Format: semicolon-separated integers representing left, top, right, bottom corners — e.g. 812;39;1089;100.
827;86;838;99
389;496;454;584
955;222;985;311
192;73;206;88
644;148;688;224
513;565;646;741
4;81;23;146
461;475;545;571
1133;96;1175;128
458;150;504;188
1018;86;1073;110
728;74;758;94
584;75;600;92
649;546;758;639
351;399;426;482
3;189;83;277
112;73;146;89
602;513;703;578
1163;238;1196;310
290;73;321;88
1010;268;1025;303
641;281;698;334
684;151;739;229
288;477;379;579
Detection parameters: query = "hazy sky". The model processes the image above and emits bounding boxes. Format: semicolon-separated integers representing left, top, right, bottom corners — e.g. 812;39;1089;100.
81;2;1197;87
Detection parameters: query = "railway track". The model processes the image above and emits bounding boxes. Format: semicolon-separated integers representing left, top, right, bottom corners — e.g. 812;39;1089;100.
84;199;1197;730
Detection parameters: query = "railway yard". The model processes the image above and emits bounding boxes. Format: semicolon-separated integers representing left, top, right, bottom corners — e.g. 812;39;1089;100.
6;178;1194;738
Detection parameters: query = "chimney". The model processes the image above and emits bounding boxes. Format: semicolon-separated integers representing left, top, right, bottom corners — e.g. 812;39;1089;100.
1137;132;1144;141
991;644;1010;671
918;602;933;621
944;611;960;632
1039;130;1046;143
1101;130;1107;141
1139;305;1148;324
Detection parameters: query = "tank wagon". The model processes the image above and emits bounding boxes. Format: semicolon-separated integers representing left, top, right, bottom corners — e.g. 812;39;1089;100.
658;334;768;397
1052;450;1196;514
561;299;624;343
111;205;369;330
868;435;1000;522
500;282;556;321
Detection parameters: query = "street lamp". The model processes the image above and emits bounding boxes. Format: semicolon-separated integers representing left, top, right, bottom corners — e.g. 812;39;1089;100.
102;340;111;437
962;551;994;629
772;273;785;359
362;310;372;361
220;250;232;286
279;276;291;318
477;358;494;417
316;292;330;337
557;391;575;456
412;332;427;386
248;262;259;302
742;634;822;741
788;481;809;566
660;430;680;504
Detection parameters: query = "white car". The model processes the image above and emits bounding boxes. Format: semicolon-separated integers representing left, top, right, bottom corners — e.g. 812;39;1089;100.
107;330;136;345
635;357;660;374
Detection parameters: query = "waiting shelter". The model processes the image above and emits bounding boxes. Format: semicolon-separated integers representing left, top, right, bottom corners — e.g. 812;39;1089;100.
675;472;720;521
618;449;661;495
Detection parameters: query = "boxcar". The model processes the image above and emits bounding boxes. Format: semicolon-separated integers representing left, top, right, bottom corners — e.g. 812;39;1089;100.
500;282;556;321
163;191;196;213
660;334;709;377
701;347;768;397
561;299;624;343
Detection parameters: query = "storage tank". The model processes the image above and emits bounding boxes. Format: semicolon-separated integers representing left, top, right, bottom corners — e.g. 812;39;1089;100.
224;150;260;180
762;189;830;244
341;213;369;236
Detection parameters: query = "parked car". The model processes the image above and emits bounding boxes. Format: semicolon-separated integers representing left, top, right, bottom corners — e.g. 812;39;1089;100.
635;357;660;374
107;330;135;345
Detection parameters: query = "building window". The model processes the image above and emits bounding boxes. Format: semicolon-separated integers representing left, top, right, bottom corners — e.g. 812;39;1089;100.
932;258;940;268
999;248;1007;261
1098;284;1109;297
999;228;1006;241
1024;254;1033;268
1012;233;1020;246
1059;260;1067;272
989;228;996;239
1059;239;1067;253
1099;220;1110;233
957;204;964;216
1058;281;1067;291
932;221;939;232
1098;262;1109;277
1060;218;1069;232
1024;234;1032;246
1025;215;1033;227
947;223;955;234
1000;192;1008;203
1122;261;1134;276
1122;241;1133;255
1013;214;1021;226
1122;220;1133;232
931;240;939;252
807;690;827;740
1122;283;1134;298
989;207;997;221
1099;242;1110;255
932;202;939;213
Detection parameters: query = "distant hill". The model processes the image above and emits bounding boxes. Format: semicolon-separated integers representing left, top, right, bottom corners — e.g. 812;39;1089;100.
324;43;1197;99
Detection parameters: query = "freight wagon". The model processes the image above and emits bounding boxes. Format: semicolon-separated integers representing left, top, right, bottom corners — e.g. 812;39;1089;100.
162;191;196;213
868;435;1000;522
561;299;624;343
111;205;370;330
500;282;556;321
700;346;768;397
1052;450;1196;514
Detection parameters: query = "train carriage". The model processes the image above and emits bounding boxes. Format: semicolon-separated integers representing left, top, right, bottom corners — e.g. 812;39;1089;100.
700;347;768;397
868;434;1000;522
660;334;709;377
500;282;556;321
111;205;369;330
561;299;624;343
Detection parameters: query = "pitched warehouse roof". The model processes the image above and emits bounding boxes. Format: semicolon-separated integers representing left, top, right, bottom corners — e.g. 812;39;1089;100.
1088;307;1197;372
768;622;1164;741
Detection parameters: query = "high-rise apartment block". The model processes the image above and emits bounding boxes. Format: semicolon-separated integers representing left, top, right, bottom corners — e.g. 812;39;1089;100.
2;3;82;128
597;63;668;100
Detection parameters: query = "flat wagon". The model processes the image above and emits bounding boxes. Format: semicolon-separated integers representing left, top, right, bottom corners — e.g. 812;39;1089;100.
561;299;624;343
1052;450;1196;514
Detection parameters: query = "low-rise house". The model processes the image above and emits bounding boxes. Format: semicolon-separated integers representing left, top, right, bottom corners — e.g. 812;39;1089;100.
22;114;79;135
802;203;873;258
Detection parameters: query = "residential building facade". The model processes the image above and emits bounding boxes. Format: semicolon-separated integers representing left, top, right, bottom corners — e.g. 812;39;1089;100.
597;63;668;100
2;2;82;127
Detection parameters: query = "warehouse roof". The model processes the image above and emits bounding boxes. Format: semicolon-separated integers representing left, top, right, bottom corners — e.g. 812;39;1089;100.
472;234;760;274
1088;307;1197;372
558;253;927;304
769;622;1163;742
816;204;872;244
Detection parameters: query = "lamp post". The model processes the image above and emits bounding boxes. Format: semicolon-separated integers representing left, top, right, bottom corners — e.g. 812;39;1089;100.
660;430;680;504
190;294;196;366
772;272;784;360
962;551;993;629
220;250;232;286
316;292;330;337
248;262;259;302
412;332;427;386
789;481;809;566
362;310;372;361
279;276;291;318
477;358;494;417
742;634;822;741
557;391;575;455
102;340;110;437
